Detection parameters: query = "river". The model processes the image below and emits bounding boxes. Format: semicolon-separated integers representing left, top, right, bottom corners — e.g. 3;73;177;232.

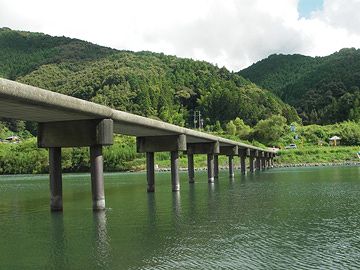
0;166;359;269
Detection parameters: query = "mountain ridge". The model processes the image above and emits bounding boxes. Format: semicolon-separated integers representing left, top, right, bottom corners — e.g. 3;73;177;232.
239;48;360;124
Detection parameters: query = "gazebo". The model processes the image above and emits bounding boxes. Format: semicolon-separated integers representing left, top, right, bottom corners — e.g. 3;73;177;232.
329;136;341;146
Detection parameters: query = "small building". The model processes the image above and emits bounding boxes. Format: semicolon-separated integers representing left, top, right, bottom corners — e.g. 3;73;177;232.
329;136;341;146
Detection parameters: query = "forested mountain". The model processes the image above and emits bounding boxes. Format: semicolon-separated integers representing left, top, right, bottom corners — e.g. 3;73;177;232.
0;27;115;80
239;49;360;124
0;27;299;135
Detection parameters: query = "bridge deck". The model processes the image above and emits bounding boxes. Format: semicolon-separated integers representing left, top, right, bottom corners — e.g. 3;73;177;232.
0;78;272;152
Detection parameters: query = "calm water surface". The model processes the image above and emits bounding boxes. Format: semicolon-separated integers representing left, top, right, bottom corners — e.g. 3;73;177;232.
1;166;360;269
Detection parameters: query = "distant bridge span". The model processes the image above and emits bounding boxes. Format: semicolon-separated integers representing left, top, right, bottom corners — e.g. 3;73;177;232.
0;78;275;211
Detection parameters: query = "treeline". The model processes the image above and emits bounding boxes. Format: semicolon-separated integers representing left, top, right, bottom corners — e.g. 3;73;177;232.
239;48;360;124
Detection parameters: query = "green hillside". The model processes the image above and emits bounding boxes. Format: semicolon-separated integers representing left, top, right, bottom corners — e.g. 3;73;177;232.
239;49;360;124
0;27;299;135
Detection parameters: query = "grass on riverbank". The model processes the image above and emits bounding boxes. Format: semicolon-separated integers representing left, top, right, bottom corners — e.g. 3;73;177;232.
275;146;360;164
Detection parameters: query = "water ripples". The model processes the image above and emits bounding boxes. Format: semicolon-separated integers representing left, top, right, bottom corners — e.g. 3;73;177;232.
1;168;360;269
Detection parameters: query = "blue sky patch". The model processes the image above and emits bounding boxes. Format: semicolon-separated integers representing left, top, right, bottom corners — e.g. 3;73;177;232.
298;0;324;18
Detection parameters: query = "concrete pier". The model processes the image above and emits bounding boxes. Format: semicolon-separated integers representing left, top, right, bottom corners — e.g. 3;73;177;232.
228;156;234;178
146;152;155;192
187;153;195;183
262;157;266;171
240;155;246;175
138;135;186;191
171;151;180;191
214;155;219;179
256;157;261;171
38;119;113;211
207;154;215;183
49;147;63;211
249;156;255;173
90;145;106;210
187;142;219;183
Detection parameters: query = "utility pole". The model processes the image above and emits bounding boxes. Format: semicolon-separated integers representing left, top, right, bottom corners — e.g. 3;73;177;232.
193;111;198;129
193;110;203;130
198;111;201;130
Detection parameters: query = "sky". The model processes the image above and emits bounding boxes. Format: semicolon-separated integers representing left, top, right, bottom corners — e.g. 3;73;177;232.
298;0;324;18
1;0;359;71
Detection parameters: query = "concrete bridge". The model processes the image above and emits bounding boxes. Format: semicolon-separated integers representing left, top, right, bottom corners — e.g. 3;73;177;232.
0;78;276;211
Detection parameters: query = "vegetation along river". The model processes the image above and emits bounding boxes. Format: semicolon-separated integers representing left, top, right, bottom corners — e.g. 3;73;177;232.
0;166;360;269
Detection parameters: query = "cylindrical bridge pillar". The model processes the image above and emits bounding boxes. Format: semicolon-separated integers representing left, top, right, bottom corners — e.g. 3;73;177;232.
171;151;180;191
214;155;219;179
228;156;234;178
207;153;215;183
262;158;266;170
266;158;270;169
90;145;105;210
256;158;261;171
187;153;195;183
49;147;63;211
240;155;246;175
249;156;255;173
146;152;155;192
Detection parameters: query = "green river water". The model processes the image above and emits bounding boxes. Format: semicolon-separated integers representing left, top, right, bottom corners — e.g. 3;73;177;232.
0;166;360;269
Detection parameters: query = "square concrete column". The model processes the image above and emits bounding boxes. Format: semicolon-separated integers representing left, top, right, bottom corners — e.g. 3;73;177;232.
49;147;63;211
90;145;105;210
214;155;219;179
228;156;234;178
187;153;195;183
207;153;215;183
146;152;155;192
240;155;246;175
171;151;180;191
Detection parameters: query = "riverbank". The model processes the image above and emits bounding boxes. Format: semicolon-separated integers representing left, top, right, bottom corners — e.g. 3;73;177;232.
273;161;360;168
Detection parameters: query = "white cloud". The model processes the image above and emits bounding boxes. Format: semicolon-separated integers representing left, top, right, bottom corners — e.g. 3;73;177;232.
1;0;360;70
